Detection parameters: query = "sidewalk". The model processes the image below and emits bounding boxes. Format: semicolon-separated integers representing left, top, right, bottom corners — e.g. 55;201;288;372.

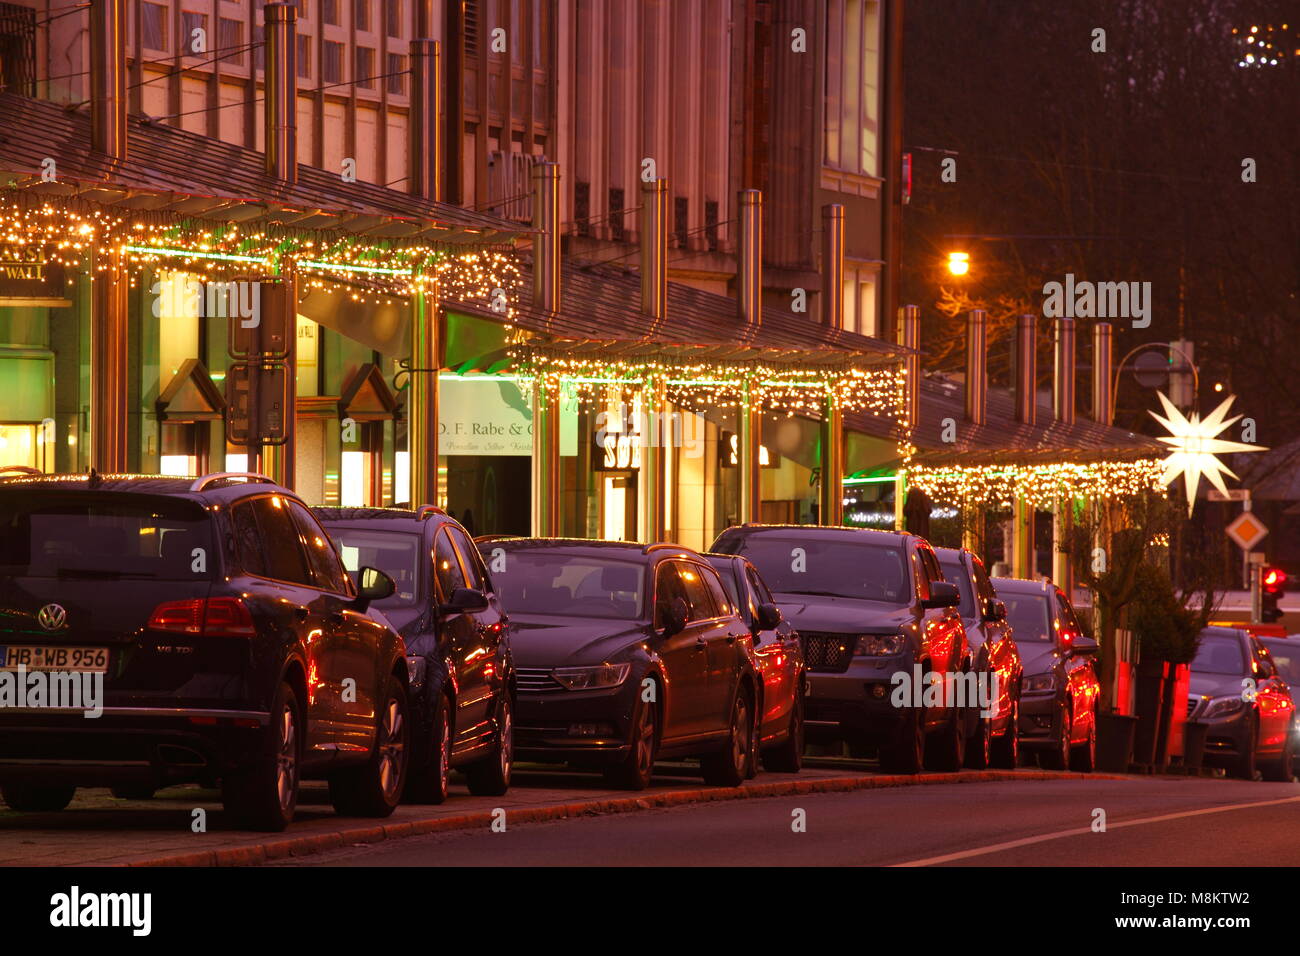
0;762;1126;867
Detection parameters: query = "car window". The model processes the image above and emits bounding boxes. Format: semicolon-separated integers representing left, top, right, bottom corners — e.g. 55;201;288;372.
493;552;644;620
971;557;996;602
1251;639;1277;678
1261;641;1300;684
717;532;910;603
677;562;719;620
698;563;734;617
331;527;422;607
938;558;977;617
249;496;314;586
1191;634;1248;675
746;566;774;606
654;562;687;628
433;527;468;601
447;526;488;592
288;501;351;594
1004;592;1053;643
710;561;745;618
1056;593;1082;637
230;500;268;578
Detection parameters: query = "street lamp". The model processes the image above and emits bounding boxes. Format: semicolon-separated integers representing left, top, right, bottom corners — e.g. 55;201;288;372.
946;251;970;276
1110;340;1200;415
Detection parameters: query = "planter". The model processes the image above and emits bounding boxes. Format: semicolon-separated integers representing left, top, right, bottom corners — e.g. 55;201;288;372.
1183;720;1210;772
1155;663;1191;768
1097;712;1139;773
1133;659;1170;768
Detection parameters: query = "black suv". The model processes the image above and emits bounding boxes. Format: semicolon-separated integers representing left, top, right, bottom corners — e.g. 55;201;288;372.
480;539;763;790
314;506;514;803
710;525;970;773
0;471;409;831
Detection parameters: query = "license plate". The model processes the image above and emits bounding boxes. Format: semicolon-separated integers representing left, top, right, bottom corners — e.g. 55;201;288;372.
0;646;110;673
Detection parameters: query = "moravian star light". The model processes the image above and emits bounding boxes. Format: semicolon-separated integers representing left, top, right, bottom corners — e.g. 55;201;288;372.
1148;391;1265;515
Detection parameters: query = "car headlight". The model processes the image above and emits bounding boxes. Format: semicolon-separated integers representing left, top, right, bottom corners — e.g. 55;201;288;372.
1202;695;1246;719
552;663;632;690
855;633;906;656
1025;673;1056;692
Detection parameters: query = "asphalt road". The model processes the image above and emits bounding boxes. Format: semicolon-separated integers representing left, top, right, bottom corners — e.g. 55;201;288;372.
283;775;1300;866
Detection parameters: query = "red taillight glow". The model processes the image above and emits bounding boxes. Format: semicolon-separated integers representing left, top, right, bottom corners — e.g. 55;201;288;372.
148;597;254;638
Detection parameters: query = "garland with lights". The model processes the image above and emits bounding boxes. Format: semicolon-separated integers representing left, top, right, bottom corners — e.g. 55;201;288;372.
905;458;1166;508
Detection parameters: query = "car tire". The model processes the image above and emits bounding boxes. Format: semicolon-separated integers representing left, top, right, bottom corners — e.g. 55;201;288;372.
990;700;1020;770
405;693;451;804
965;711;992;769
925;704;966;772
1;782;76;812
879;705;925;774
701;689;755;787
1229;717;1259;781
604;691;658;790
1070;709;1096;773
110;785;157;800
465;693;513;797
1042;702;1071;771
221;680;300;832
762;686;805;774
329;676;410;817
1263;732;1294;782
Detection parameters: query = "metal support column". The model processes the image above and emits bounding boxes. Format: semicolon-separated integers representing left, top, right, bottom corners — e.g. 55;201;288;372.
738;376;761;524
408;267;440;507
91;247;128;473
820;398;844;526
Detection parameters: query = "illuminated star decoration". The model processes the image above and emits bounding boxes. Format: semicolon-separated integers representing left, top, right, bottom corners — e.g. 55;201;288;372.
1148;391;1265;515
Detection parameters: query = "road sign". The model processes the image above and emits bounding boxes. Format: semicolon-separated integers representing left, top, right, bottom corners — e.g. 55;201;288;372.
228;276;291;360
1226;511;1268;552
225;362;290;446
1208;488;1251;502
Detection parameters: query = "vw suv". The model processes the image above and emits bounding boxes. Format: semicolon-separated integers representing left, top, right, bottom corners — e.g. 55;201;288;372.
0;470;409;831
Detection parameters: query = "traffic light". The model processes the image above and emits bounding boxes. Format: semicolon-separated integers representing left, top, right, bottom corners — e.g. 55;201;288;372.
1262;566;1287;623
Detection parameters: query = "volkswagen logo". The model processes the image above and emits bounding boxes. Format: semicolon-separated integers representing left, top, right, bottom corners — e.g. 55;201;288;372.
37;603;67;632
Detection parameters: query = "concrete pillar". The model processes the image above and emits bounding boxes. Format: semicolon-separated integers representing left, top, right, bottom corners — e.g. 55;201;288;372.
91;248;128;473
408;268;439;507
530;163;562;536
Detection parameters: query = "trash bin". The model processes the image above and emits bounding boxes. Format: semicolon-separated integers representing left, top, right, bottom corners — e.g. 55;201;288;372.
1097;712;1139;773
1183;720;1210;773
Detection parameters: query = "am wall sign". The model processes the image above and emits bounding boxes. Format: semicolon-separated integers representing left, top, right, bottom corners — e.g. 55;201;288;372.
0;256;71;307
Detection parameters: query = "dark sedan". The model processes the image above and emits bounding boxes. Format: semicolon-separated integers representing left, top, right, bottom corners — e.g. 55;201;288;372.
1189;627;1294;780
705;553;805;774
481;539;763;790
992;577;1100;772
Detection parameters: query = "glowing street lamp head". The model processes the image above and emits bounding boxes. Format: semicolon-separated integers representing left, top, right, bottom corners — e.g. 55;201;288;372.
946;251;970;276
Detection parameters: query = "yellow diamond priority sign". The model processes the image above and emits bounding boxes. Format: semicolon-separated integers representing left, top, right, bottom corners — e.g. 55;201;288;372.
1226;511;1268;552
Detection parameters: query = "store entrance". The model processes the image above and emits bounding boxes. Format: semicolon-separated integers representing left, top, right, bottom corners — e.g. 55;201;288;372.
443;455;531;536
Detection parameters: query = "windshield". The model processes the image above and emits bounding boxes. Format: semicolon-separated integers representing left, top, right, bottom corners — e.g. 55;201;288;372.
938;560;977;617
493;552;645;620
1262;641;1300;684
0;492;215;580
331;528;423;609
721;534;910;604
1004;593;1053;643
1192;634;1248;676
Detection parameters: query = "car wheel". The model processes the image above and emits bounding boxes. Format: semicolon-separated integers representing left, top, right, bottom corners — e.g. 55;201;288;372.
406;693;451;804
762;685;805;774
465;693;513;797
1042;702;1071;771
604;692;658;790
925;703;966;772
1;782;76;812
110;785;157;800
701;689;755;787
990;699;1020;769
880;705;925;774
1229;717;1259;780
965;711;992;769
1070;708;1096;773
221;680;300;831
329;676;410;817
1263;731;1294;782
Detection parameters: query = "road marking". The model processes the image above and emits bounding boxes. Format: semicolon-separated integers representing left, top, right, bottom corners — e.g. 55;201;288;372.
892;794;1300;867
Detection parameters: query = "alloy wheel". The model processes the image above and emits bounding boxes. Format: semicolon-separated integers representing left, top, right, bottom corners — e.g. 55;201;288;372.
378;695;406;801
276;702;298;813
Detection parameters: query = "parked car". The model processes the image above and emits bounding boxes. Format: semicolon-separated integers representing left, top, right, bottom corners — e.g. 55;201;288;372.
1257;636;1300;778
704;553;805;773
934;547;1022;769
710;525;970;774
314;506;514;803
1189;627;1295;780
992;577;1100;772
479;539;763;789
0;471;409;831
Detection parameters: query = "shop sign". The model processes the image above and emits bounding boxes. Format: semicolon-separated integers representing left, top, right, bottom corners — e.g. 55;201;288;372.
439;377;577;456
0;255;70;306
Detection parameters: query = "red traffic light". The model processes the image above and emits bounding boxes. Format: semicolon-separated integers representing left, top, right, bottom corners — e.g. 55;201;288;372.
1262;566;1287;594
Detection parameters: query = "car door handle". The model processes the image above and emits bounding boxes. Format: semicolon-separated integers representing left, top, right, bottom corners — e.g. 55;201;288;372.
694;637;707;651
292;606;309;621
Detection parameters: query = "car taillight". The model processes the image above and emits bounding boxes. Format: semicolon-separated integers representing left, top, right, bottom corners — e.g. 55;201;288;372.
148;598;255;638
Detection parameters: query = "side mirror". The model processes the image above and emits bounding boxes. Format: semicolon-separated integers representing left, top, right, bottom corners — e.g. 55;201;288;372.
438;586;490;617
356;566;396;608
1071;634;1100;656
982;598;1007;623
922;581;960;610
755;602;783;631
659;596;689;637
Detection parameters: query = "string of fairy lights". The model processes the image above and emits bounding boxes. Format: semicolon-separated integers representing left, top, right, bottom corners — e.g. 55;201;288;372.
904;458;1166;509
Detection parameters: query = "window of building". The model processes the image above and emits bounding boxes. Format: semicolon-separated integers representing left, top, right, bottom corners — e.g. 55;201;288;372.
385;0;402;37
386;53;406;94
141;2;168;51
218;18;244;64
840;265;879;337
355;46;375;88
354;0;370;31
323;0;339;25
824;0;880;177
296;33;312;77
180;11;207;55
322;40;344;83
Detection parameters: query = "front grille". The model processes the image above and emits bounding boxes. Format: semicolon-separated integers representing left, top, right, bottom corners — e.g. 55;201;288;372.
516;667;565;694
800;632;856;673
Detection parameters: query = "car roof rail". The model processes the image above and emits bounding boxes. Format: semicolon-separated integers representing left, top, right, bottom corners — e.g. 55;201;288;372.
415;504;447;520
190;472;279;492
642;542;690;555
0;465;43;479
